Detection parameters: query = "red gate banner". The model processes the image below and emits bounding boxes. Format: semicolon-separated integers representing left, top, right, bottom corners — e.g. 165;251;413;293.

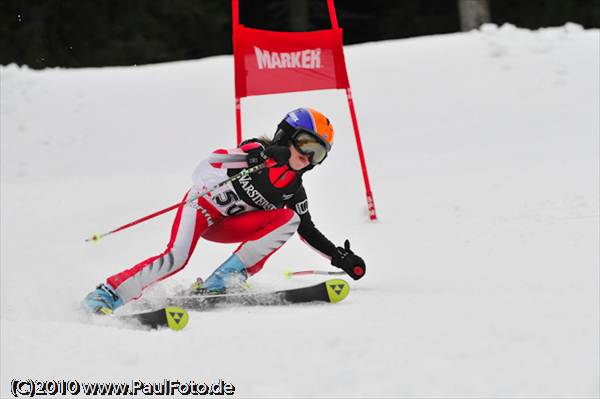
231;0;377;220
233;26;349;97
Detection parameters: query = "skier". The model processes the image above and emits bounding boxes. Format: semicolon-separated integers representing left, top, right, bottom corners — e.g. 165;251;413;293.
83;107;366;314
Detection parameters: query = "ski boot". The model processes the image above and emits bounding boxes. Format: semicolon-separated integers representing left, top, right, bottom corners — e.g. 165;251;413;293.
83;283;123;314
191;254;250;295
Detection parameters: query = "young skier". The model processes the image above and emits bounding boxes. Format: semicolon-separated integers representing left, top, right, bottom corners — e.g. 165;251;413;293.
83;107;366;314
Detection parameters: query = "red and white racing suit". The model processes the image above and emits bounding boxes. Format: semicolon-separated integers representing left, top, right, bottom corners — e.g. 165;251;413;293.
106;141;337;304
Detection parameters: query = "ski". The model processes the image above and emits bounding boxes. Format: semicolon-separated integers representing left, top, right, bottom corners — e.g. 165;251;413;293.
166;278;350;311
117;306;189;331
102;279;348;329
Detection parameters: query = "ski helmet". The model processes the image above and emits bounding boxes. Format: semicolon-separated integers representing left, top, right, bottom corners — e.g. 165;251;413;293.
273;107;334;165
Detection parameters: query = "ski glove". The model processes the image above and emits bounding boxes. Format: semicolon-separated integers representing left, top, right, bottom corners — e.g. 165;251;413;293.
331;239;366;280
247;145;291;168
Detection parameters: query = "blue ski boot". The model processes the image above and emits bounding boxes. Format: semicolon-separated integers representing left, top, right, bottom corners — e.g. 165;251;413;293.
83;283;123;314
192;254;248;294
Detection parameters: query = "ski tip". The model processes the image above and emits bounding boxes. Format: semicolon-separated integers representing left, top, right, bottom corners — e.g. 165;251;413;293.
164;307;189;331
324;279;350;303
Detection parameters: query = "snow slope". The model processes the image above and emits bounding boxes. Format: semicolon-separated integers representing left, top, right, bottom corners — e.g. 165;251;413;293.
1;23;599;397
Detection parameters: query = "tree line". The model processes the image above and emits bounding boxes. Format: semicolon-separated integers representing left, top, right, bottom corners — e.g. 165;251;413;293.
1;0;598;69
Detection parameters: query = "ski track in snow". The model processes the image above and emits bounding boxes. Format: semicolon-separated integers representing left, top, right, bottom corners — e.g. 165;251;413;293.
1;23;599;397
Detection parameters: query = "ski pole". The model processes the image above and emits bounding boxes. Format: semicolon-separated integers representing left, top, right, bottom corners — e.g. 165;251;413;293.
284;269;346;279
86;162;268;243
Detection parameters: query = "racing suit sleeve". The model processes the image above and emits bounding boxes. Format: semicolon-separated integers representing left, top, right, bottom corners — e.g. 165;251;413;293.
192;141;266;186
205;141;265;169
286;186;337;259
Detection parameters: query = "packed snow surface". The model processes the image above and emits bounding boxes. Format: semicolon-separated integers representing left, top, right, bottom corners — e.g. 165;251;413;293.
1;23;599;397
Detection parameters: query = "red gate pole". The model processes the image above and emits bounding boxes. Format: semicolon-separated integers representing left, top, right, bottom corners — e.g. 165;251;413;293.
346;88;377;220
326;0;339;28
235;97;242;145
232;0;243;145
328;0;377;220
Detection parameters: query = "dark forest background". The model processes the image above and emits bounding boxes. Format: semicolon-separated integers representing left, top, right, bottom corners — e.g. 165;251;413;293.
1;0;599;69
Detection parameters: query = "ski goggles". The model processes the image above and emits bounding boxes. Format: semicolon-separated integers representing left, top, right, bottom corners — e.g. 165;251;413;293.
291;129;329;165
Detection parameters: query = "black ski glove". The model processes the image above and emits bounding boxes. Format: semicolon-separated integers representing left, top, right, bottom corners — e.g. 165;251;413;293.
246;145;291;167
331;239;366;280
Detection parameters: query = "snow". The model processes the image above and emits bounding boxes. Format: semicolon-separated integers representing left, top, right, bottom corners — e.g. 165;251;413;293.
1;23;599;397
